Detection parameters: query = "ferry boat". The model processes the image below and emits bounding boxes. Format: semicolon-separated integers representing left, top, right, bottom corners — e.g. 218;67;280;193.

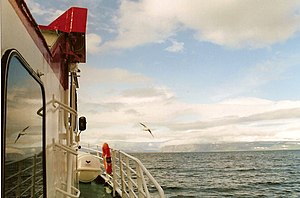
1;0;165;197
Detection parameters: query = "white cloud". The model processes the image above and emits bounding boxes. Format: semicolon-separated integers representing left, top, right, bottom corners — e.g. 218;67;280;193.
180;0;300;48
78;64;300;147
78;60;300;133
210;53;299;101
26;0;49;16
26;0;64;23
79;65;151;85
168;107;300;131
87;33;102;54
165;40;184;52
100;0;300;50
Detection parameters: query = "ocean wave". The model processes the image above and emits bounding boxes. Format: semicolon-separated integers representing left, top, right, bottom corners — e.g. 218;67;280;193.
137;150;300;197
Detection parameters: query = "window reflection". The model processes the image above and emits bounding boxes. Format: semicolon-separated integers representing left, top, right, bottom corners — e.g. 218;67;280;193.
4;53;44;197
6;55;43;160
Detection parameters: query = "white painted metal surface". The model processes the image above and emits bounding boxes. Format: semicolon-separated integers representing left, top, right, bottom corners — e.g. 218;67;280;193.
2;1;76;197
80;146;165;198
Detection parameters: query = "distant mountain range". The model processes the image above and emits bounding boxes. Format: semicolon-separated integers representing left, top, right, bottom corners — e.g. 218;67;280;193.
160;141;300;152
84;141;300;153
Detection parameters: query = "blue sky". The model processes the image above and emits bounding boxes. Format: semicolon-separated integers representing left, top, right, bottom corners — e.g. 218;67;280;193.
27;0;300;151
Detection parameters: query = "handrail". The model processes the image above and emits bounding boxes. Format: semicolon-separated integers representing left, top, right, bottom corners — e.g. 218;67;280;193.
55;142;78;155
56;182;80;198
37;94;78;197
79;145;165;198
37;94;77;116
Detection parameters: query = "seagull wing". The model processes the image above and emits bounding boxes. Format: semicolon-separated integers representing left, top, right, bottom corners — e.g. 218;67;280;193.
148;129;154;137
140;122;154;137
14;134;22;143
22;126;30;132
139;122;147;128
14;126;30;143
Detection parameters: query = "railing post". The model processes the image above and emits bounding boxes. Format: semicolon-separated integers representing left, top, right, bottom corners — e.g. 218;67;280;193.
31;155;37;197
119;152;126;197
112;150;117;197
16;161;21;197
139;166;150;198
136;162;144;198
126;157;134;198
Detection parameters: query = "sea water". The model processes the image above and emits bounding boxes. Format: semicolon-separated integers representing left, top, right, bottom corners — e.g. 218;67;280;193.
132;150;300;197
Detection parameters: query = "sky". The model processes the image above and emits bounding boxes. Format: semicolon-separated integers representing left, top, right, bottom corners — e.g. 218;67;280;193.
27;0;300;151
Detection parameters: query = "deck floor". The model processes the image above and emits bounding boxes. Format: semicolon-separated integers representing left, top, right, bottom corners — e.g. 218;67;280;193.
79;181;114;198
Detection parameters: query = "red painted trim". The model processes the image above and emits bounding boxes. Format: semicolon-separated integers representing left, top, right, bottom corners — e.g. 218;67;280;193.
8;0;87;90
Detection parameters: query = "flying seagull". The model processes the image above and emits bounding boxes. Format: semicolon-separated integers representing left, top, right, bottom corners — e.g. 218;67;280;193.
14;126;30;143
139;122;154;137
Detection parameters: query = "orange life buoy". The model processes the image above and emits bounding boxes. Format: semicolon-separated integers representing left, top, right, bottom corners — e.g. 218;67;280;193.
102;143;112;174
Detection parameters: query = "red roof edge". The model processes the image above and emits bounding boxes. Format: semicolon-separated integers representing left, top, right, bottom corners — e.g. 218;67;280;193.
39;7;88;33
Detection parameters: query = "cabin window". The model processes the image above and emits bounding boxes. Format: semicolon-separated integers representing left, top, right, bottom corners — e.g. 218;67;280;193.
2;50;45;197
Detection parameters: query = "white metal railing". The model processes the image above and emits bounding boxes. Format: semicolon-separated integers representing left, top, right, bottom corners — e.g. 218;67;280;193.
52;140;80;198
54;141;78;156
80;146;165;198
4;154;44;197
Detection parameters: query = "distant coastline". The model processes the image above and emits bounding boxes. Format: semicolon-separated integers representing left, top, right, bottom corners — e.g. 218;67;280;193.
160;141;300;153
103;141;300;153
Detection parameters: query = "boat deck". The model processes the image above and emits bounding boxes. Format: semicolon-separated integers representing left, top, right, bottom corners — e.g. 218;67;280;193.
79;181;114;198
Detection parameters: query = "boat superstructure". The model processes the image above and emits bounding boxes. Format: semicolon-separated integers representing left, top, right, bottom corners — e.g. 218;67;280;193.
1;0;165;197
